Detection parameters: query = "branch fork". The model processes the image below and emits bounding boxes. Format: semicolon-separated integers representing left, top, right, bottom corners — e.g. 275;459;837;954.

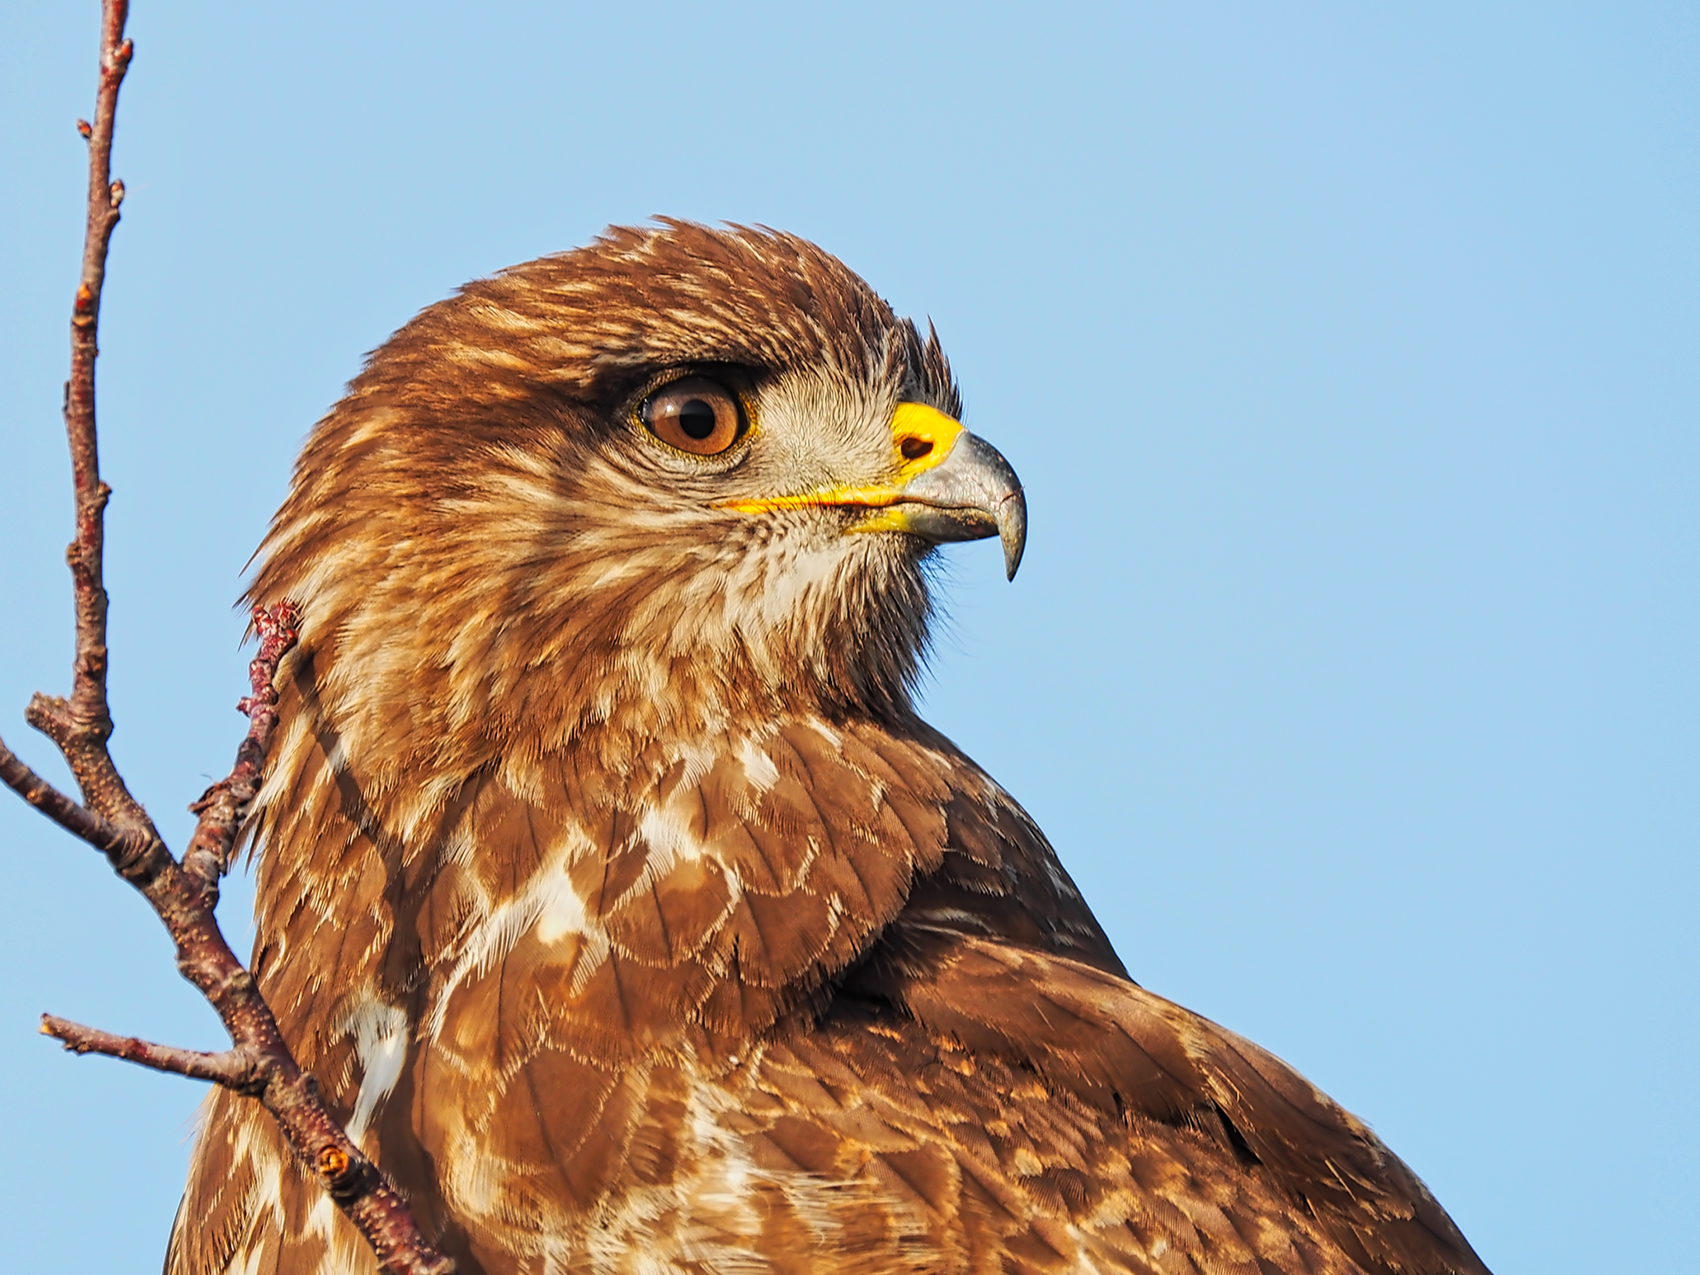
3;5;453;1272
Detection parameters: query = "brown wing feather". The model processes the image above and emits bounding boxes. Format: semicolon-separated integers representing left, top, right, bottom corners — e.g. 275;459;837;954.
847;933;1490;1275
170;672;1484;1275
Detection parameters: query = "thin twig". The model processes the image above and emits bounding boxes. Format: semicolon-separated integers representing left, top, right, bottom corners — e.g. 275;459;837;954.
42;1016;263;1092
182;601;302;898
28;0;154;846
0;738;144;862
4;5;456;1273
66;602;453;1275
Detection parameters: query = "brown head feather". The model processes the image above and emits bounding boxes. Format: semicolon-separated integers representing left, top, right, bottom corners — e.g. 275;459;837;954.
250;222;963;795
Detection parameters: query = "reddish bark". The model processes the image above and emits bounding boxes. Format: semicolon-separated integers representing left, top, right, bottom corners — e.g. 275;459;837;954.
0;5;454;1272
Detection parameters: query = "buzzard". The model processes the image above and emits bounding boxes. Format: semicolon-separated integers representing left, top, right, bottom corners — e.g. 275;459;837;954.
168;222;1489;1275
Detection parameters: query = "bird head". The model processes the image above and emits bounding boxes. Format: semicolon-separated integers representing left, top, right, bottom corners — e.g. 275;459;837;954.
252;222;1025;781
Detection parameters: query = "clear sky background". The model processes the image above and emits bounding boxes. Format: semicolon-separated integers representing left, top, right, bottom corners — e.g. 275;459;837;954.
1;3;1695;1271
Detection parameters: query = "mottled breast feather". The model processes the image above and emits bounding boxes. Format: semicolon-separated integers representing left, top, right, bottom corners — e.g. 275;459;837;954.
166;222;1489;1275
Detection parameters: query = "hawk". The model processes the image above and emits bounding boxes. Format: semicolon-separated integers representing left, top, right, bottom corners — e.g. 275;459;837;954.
167;222;1489;1275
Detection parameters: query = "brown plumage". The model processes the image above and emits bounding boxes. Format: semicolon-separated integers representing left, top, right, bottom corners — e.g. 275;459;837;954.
167;221;1489;1275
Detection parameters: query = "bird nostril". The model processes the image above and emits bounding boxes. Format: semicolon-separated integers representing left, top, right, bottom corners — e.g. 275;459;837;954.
900;437;933;461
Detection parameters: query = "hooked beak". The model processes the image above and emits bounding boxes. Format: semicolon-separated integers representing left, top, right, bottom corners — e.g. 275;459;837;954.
721;403;1028;580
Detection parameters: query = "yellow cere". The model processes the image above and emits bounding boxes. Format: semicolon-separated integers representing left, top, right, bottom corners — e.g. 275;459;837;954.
721;402;965;516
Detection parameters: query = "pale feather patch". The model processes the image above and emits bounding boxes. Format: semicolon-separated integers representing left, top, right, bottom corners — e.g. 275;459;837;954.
390;769;471;843
320;731;349;776
499;749;547;805
232;1119;287;1231
439;1123;522;1218
585;557;646;591
635;803;710;882
737;739;780;793
749;543;848;635
468;301;547;334
533;865;596;945
670;738;721;794
427;828;607;1040
806;719;844;749
445;343;529;372
615;645;670;704
341;999;410;1147
303;1189;368;1275
340;405;409;450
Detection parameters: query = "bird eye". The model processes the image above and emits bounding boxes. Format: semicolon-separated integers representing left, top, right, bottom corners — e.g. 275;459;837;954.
640;378;744;456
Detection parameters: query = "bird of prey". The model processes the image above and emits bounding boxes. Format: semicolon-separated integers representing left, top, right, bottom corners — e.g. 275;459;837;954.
167;222;1489;1275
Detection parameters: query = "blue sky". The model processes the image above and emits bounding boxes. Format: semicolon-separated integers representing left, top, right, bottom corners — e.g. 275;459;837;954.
1;3;1695;1270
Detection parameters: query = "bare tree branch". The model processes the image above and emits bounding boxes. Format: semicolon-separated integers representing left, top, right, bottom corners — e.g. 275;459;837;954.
4;6;456;1273
42;1016;264;1092
30;0;153;845
181;601;301;896
0;738;141;860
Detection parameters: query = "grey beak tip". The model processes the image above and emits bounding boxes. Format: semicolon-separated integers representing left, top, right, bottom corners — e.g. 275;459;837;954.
895;430;1028;581
999;487;1027;581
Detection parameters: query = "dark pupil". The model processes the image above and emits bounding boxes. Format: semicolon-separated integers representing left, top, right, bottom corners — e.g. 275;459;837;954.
678;399;717;440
